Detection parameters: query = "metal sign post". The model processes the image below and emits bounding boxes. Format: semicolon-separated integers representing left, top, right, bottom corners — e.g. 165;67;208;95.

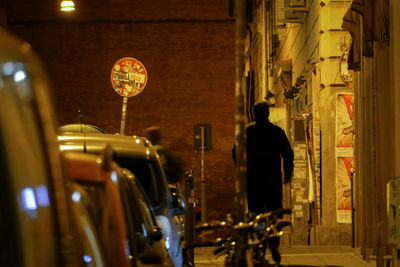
194;124;212;224
184;170;195;266
120;96;128;135
200;126;206;224
111;57;147;135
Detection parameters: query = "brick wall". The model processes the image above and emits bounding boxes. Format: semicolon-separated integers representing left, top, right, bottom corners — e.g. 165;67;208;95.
6;0;237;221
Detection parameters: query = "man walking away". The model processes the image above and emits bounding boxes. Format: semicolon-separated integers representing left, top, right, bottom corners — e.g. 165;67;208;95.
234;101;294;267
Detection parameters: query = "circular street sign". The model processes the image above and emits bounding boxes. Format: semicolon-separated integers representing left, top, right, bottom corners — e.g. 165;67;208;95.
111;57;148;97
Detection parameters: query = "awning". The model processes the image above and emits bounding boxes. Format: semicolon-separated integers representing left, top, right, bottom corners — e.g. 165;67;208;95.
342;0;375;59
342;0;390;62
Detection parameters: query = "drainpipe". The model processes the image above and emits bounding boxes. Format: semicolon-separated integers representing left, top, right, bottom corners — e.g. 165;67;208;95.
391;0;400;264
234;1;247;265
234;0;246;223
392;0;400;180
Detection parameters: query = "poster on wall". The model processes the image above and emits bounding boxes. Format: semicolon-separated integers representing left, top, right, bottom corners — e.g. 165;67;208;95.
304;114;319;225
336;157;353;223
336;93;354;223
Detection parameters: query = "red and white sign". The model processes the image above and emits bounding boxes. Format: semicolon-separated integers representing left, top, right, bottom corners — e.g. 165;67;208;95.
111;57;147;97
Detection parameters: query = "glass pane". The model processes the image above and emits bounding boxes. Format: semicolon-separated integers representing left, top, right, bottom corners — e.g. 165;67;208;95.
115;157;159;206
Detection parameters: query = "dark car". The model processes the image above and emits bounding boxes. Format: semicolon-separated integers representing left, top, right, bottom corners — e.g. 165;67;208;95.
62;151;132;266
0;27;105;266
118;168;174;267
62;150;174;267
58;132;187;267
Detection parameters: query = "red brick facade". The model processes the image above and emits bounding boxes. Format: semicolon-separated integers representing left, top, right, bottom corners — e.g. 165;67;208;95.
5;0;237;220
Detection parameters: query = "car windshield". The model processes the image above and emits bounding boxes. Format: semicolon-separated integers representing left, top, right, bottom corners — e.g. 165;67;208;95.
114;157;160;207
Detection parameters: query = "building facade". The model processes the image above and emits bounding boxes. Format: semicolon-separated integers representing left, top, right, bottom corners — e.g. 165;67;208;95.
244;0;400;264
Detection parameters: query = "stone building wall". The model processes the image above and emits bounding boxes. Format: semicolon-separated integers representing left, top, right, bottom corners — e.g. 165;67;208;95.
274;0;353;245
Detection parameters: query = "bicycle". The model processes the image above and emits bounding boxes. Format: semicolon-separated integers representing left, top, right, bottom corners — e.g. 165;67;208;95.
183;208;292;267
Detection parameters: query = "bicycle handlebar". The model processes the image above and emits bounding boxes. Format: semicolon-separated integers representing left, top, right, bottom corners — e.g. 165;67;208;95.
195;221;232;231
276;220;292;229
253;208;292;222
213;245;229;255
195;209;292;233
183;241;220;248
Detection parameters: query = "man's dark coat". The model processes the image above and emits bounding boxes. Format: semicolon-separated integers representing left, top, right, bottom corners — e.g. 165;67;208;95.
245;120;294;213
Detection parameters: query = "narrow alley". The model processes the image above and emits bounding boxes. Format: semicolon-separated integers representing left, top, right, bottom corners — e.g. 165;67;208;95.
1;1;400;267
194;246;377;267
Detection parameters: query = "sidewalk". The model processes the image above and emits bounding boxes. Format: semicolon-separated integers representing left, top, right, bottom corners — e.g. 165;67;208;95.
194;245;377;267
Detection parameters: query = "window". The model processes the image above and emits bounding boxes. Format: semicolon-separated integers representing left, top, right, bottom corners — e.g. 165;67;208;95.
115;157;160;207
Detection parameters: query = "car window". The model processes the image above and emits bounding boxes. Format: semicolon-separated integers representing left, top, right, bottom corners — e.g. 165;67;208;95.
77;184;107;246
114;157;160;207
120;172;154;240
130;178;156;231
77;182;130;267
70;183;106;267
118;175;143;259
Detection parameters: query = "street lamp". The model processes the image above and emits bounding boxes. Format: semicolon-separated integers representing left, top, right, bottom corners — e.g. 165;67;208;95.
60;1;75;12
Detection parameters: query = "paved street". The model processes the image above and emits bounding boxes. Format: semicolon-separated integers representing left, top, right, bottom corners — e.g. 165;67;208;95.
194;246;378;267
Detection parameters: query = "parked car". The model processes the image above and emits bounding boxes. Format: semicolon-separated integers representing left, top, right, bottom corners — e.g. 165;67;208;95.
118;167;174;267
62;150;174;267
0;27;102;266
62;150;131;266
58;131;187;267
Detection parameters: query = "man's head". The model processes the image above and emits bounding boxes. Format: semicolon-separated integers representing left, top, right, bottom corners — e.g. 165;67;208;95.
252;101;270;122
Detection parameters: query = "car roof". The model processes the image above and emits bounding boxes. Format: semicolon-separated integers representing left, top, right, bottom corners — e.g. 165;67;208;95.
59;124;108;134
58;132;159;160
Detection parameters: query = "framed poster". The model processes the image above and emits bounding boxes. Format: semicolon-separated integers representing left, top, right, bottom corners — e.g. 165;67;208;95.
336;93;354;223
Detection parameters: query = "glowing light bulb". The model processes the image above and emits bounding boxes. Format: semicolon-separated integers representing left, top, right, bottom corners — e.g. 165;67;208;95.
60;1;75;12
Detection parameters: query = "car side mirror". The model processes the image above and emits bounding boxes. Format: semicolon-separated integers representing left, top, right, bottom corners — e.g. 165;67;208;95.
149;227;163;242
171;194;187;216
